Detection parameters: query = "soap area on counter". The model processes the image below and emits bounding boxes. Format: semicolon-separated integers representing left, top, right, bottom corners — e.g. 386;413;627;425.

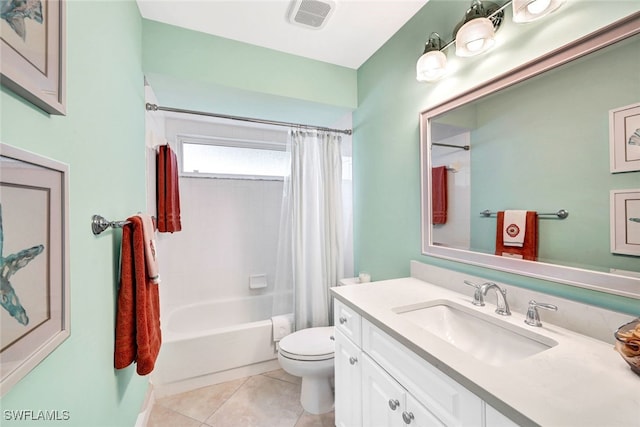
331;261;639;427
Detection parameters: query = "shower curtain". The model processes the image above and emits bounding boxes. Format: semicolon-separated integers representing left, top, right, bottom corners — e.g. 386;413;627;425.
274;130;344;330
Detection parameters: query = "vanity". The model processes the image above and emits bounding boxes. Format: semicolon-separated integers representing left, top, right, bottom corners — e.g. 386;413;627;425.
331;272;639;426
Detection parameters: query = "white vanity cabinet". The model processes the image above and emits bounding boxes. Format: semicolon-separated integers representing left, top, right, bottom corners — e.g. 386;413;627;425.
362;353;444;426
334;297;521;427
334;300;363;427
362;319;482;426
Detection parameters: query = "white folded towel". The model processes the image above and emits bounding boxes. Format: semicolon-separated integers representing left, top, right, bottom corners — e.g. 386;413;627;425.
503;210;527;247
138;213;160;284
271;314;294;343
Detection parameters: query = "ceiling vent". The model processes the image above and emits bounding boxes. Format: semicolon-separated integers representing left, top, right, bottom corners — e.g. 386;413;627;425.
288;0;336;30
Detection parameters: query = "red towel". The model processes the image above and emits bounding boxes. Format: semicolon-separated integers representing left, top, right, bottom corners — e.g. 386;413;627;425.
114;216;162;375
431;166;448;224
157;145;182;233
495;211;538;261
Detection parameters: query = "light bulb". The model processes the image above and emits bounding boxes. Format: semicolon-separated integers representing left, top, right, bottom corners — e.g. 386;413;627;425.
416;50;447;82
466;38;485;52
527;0;551;15
513;0;565;23
455;17;495;57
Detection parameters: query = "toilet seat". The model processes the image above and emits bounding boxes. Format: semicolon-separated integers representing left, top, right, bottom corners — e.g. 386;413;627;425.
278;326;335;361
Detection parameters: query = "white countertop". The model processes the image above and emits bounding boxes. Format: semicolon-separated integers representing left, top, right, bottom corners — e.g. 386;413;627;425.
331;277;640;427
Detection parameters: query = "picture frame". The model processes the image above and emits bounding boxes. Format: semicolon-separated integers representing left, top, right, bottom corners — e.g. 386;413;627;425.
610;189;640;256
0;143;70;397
0;0;66;115
609;103;640;173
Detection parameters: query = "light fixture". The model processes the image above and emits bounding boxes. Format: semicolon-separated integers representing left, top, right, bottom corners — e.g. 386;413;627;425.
454;0;504;57
512;0;565;23
416;33;447;82
416;0;565;83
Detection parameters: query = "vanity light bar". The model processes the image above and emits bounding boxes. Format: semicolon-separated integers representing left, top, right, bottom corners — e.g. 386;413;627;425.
480;209;569;219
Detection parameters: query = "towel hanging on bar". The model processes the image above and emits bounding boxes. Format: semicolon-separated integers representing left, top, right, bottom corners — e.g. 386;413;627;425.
480;209;569;219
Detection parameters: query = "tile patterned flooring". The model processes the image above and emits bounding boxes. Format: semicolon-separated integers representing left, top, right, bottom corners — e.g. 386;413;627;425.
147;370;335;427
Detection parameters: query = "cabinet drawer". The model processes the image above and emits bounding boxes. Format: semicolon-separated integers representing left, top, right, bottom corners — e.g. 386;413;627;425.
362;319;482;427
334;299;362;346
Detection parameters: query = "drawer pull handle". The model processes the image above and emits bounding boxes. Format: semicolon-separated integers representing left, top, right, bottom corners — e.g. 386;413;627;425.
339;316;347;324
402;411;415;424
349;356;358;365
388;399;400;411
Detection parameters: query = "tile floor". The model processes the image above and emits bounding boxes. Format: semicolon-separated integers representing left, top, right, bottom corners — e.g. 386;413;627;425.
147;369;335;427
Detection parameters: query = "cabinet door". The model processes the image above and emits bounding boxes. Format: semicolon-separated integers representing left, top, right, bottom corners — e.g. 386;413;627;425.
335;330;362;427
405;393;446;427
362;354;405;427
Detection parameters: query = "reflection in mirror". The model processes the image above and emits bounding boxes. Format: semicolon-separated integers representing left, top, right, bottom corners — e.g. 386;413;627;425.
421;13;640;299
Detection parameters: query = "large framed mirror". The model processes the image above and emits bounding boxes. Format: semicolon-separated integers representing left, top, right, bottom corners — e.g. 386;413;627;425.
420;12;640;300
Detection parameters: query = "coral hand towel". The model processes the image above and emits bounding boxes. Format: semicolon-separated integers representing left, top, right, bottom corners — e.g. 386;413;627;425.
114;216;162;375
431;166;448;225
495;211;538;261
157;144;182;233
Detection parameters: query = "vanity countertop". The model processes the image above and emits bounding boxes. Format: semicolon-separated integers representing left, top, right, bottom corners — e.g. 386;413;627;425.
331;277;640;427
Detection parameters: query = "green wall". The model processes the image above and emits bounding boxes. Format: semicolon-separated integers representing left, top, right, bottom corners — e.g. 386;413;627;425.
0;1;148;426
142;19;357;126
354;0;640;315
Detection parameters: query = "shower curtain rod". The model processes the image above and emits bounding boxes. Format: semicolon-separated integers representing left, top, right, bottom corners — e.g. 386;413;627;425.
145;103;352;136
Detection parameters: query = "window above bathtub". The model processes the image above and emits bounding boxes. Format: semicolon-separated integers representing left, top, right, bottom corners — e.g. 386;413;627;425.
179;135;289;181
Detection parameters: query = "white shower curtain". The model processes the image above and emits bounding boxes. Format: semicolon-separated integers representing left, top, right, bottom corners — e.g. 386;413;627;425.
273;130;344;330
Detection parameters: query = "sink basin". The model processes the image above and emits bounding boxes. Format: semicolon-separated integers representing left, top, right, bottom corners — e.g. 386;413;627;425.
393;300;557;367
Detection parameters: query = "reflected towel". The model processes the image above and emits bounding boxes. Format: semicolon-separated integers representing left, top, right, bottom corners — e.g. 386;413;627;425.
503;210;527;247
114;216;162;375
431;166;448;225
272;314;294;342
495;211;538;261
157;144;182;233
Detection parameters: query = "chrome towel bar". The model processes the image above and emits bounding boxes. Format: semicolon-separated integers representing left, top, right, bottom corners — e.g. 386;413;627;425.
91;215;130;235
480;209;569;219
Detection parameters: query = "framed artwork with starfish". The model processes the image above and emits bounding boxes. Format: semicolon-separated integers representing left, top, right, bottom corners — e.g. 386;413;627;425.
0;143;69;396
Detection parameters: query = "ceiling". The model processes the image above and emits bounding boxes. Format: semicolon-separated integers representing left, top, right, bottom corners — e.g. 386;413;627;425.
136;0;429;69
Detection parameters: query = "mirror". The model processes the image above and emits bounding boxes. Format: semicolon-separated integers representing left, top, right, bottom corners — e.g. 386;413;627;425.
420;13;640;299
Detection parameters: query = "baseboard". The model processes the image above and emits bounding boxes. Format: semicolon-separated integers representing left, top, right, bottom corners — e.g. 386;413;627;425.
135;382;155;427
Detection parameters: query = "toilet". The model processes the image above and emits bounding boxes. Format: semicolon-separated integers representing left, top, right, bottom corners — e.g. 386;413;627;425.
277;326;335;414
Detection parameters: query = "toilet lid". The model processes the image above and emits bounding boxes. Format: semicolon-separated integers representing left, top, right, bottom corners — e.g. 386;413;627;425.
279;326;335;361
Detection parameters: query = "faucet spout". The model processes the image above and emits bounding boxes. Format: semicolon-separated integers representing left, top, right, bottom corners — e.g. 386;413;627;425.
480;283;511;316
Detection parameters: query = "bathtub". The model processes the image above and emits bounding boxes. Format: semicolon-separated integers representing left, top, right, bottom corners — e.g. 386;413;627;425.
152;293;291;389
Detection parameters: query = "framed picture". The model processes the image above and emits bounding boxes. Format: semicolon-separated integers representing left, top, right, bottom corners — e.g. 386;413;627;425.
0;0;66;115
610;189;640;256
609;103;640;173
0;143;69;397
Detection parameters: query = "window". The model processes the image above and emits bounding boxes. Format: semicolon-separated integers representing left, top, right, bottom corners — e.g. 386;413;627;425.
180;135;289;180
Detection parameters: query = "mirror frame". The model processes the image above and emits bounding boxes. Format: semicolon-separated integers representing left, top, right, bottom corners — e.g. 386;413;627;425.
420;12;640;300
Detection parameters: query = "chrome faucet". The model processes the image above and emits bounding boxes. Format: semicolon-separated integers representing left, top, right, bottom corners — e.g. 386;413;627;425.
480;282;511;316
463;280;485;306
525;300;558;327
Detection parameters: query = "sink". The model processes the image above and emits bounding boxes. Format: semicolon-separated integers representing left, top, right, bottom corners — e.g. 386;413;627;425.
393;300;557;367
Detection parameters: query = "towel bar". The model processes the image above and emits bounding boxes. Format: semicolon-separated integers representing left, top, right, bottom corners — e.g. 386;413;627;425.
480;209;569;219
91;215;130;235
91;214;158;235
432;142;470;151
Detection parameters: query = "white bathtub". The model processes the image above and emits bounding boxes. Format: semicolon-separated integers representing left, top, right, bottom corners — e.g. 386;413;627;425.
152;294;291;388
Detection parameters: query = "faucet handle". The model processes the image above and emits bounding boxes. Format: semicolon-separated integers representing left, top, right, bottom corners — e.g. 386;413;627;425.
463;280;485;306
525;300;558;327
